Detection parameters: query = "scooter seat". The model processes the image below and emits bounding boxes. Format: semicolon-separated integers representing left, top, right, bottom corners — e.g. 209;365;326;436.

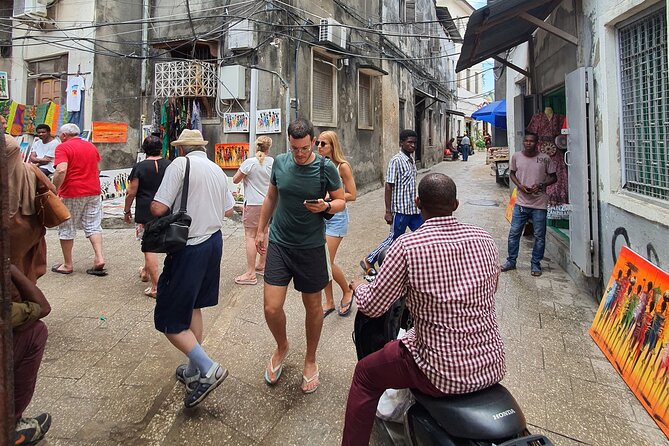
411;384;526;441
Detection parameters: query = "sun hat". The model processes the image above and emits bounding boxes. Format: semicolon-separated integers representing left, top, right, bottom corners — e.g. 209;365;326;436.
170;129;208;146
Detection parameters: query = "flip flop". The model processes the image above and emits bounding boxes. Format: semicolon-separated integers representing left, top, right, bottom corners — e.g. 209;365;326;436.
255;269;265;276
264;356;284;385
51;264;73;275
338;299;353;317
86;268;108;276
235;276;257;285
301;365;320;394
144;286;156;298
323;307;336;318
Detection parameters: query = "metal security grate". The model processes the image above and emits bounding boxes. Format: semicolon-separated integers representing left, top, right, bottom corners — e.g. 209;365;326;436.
619;8;668;200
154;60;217;98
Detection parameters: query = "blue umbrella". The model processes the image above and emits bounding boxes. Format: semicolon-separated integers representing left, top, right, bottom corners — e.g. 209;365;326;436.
471;100;507;129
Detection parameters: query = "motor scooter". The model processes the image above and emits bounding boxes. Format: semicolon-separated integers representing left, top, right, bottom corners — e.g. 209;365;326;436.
353;252;553;446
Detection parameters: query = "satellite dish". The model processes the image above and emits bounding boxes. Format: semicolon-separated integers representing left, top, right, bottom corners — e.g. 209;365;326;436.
555;134;568;150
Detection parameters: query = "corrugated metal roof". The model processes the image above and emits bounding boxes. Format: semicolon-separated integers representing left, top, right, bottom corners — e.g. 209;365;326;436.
456;0;563;72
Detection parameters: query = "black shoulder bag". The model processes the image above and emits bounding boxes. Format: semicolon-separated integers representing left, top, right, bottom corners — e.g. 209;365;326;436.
319;156;334;220
141;157;193;253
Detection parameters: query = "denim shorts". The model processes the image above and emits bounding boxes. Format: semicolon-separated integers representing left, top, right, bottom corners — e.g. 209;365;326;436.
325;208;349;237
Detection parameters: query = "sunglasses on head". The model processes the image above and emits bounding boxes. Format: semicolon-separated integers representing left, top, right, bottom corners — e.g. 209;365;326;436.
316;140;328;147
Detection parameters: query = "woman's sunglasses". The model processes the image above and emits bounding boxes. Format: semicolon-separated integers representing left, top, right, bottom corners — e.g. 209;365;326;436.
316;140;328;147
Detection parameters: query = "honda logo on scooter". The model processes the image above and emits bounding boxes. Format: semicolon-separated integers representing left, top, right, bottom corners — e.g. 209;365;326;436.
492;409;516;420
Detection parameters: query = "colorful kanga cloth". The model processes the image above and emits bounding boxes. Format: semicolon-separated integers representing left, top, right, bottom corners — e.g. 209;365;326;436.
23;105;37;135
47;103;59;134
11;103;25;136
56;103;68;132
7;101;18;133
0;99;12;120
35;102;50;127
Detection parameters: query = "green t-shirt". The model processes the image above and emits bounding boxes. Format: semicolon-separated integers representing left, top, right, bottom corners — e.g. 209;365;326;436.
269;153;342;248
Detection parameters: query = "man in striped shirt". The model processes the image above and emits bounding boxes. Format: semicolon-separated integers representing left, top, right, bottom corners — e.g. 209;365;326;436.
343;173;506;446
361;129;423;272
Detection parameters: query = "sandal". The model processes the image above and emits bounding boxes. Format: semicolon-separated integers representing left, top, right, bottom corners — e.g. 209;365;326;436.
338;298;353;317
323;307;336;318
144;287;157;298
264;355;285;385
301;365;320;394
235;275;257;285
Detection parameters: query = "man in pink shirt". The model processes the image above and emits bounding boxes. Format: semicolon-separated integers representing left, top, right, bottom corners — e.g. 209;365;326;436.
52;123;106;276
501;132;557;277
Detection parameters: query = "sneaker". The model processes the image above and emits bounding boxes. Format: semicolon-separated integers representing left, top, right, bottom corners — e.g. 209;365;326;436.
500;262;516;272
184;363;228;408
15;413;51;445
175;363;200;392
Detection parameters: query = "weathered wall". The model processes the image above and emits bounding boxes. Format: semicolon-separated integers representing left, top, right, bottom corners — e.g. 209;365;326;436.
584;0;669;284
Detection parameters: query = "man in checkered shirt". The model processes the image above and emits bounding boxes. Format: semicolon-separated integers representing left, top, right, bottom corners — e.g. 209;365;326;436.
360;129;424;272
343;173;506;446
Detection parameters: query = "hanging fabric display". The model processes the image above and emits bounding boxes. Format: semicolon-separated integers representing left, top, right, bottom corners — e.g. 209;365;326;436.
35;102;50;127
23;105;37;135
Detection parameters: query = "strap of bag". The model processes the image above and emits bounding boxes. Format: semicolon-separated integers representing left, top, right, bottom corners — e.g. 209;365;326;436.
29;164;52;193
178;157;190;213
319;155;326;199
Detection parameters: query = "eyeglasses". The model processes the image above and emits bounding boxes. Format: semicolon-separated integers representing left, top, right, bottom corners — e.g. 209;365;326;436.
316;140;328;147
291;147;312;154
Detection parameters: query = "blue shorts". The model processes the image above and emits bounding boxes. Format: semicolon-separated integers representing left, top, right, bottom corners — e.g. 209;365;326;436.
325;208;349;237
154;231;222;334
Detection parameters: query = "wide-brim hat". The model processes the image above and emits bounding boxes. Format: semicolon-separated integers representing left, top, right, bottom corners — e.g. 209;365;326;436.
171;129;208;146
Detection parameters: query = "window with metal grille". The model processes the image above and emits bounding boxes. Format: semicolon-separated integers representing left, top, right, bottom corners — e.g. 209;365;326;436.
358;73;373;129
312;54;336;125
618;7;668;201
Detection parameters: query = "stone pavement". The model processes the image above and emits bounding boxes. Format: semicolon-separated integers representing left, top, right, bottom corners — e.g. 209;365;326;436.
27;153;668;445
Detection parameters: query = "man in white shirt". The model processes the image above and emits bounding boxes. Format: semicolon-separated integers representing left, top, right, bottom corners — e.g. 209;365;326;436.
29;124;59;177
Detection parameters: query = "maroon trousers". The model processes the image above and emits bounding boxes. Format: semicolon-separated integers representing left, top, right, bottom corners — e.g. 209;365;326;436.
13;321;48;422
342;340;446;446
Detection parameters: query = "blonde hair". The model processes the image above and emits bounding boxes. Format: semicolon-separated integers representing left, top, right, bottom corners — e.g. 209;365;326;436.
254;136;272;165
318;130;348;166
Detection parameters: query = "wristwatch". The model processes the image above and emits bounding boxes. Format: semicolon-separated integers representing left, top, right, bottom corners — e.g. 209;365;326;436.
325;202;332;212
124;210;131;215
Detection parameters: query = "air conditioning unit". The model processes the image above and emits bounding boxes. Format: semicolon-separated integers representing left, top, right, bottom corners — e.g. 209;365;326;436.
13;0;50;19
319;18;347;50
227;19;256;51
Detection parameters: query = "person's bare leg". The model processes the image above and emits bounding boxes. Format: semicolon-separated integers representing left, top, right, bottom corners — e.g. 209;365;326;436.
323;236;342;312
88;233;105;269
303;290;324;388
190;308;204;344
144;252;159;293
236;226;257;281
59;239;74;271
332;262;353;309
264;283;290;380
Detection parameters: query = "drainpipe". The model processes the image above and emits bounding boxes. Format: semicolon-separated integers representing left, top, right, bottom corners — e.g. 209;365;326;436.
140;0;150;95
249;68;258;146
294;20;308;119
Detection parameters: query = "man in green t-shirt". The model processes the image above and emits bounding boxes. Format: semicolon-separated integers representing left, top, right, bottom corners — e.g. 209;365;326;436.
256;118;345;394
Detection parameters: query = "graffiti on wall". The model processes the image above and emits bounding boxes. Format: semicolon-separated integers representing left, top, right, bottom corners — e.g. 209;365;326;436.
612;227;661;269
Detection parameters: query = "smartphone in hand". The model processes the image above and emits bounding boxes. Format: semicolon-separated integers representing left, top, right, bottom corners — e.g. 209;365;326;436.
305;199;321;204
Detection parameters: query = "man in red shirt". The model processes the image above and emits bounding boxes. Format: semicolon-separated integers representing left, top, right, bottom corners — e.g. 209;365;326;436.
343;173;506;446
52;123;106;276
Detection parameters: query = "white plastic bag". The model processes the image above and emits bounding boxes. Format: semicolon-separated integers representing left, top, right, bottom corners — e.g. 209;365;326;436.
376;388;414;422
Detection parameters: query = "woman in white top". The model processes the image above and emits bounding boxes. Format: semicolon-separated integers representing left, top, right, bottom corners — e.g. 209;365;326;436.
317;131;357;317
233;136;274;285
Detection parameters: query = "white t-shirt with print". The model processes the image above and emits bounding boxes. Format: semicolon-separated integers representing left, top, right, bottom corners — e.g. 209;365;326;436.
66;76;85;111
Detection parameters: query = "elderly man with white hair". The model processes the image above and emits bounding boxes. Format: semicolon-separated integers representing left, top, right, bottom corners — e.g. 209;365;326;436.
52;123;106;275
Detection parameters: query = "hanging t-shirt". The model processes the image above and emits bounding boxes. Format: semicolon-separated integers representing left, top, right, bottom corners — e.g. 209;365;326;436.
66;75;85;112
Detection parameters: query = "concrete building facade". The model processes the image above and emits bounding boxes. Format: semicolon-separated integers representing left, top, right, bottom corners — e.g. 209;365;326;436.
469;0;669;293
2;0;461;188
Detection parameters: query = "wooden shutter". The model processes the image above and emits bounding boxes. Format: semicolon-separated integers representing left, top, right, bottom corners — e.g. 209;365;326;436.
38;79;61;103
406;0;416;23
312;57;334;123
359;74;372;128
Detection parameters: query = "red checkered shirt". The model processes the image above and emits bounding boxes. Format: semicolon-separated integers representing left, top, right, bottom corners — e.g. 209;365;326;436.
355;216;506;394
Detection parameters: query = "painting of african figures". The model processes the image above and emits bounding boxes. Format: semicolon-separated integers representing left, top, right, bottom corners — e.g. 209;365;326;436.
590;246;669;437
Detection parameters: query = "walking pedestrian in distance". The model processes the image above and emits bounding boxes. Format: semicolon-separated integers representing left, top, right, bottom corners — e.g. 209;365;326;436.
233;136;274;285
123;135;171;298
317;130;357;317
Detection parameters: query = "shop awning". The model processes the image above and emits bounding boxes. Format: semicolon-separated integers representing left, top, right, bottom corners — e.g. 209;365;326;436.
471;100;507;129
456;0;565;73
